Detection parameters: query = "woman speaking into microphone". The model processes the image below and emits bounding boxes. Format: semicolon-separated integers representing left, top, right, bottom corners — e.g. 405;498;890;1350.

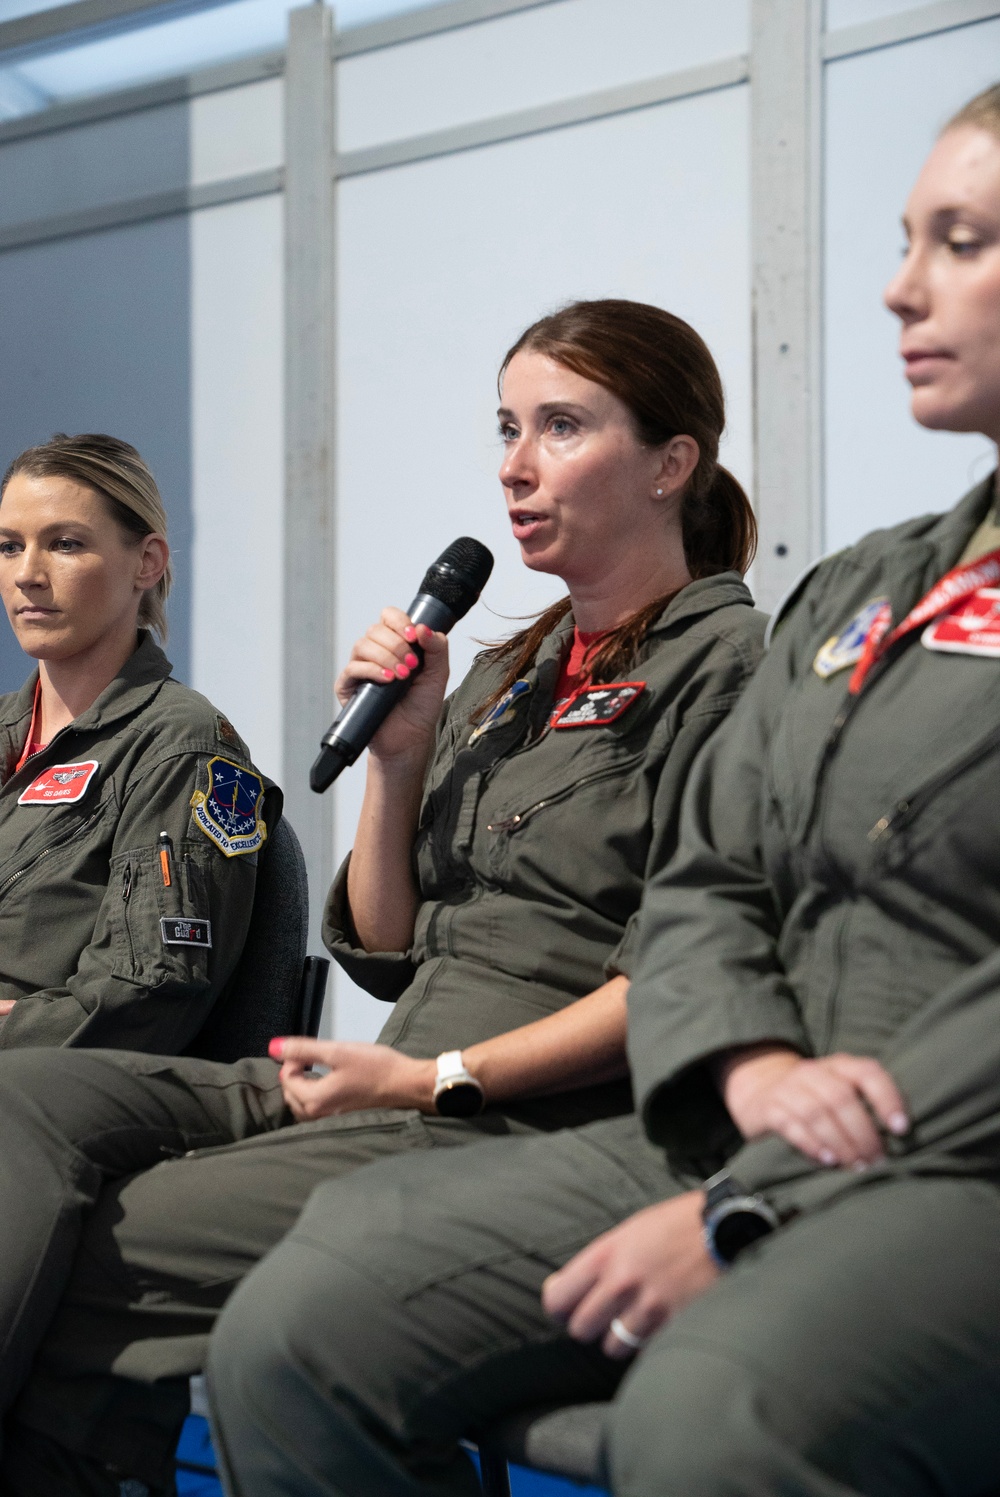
0;299;764;1496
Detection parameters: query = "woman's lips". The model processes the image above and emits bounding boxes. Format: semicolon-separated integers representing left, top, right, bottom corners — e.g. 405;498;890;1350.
510;513;545;542
902;349;953;381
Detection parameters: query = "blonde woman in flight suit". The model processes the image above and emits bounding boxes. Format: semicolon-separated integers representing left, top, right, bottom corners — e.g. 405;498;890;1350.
198;83;1000;1497
0;432;276;1053
0;300;766;1495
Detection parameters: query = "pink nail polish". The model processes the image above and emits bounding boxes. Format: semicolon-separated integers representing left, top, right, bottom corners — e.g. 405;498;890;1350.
396;664;410;679
404;652;419;668
268;1037;287;1060
403;626;417;641
382;668;395;680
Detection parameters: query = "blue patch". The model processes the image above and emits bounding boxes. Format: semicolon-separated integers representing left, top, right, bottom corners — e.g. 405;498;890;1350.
468;679;531;745
813;598;887;679
191;756;266;857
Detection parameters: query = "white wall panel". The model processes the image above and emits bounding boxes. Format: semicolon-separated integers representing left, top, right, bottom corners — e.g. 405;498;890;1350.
189;76;283;186
333;83;750;1039
336;0;748;152
823;19;998;554
825;0;929;26
190;193;285;784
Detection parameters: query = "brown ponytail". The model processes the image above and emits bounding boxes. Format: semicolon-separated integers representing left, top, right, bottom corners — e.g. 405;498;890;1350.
475;299;756;716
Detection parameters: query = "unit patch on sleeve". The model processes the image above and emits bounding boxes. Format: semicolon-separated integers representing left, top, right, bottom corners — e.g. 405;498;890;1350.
17;760;99;806
468;679;531;745
190;756;267;857
813;598;887;679
160;916;213;948
922;587;1000;657
551;682;645;729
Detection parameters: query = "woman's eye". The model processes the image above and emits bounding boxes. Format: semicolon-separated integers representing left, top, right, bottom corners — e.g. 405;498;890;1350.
548;416;574;436
498;423;518;443
947;233;981;256
52;537;82;552
0;542;19;557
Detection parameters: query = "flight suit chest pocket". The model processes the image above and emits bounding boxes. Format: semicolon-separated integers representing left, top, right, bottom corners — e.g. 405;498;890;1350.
109;841;211;986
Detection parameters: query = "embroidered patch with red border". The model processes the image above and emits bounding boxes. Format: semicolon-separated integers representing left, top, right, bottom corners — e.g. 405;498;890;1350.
551;682;645;729
17;760;99;806
922;587;1000;657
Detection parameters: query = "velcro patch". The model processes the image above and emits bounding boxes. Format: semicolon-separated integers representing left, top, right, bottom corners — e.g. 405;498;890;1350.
160;916;212;948
18;760;99;806
922;587;1000;657
552;682;645;729
813;598;887;679
191;756;267;858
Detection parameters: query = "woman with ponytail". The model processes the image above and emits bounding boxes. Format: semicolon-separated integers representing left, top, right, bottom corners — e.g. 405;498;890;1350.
0;302;765;1497
0;433;277;1054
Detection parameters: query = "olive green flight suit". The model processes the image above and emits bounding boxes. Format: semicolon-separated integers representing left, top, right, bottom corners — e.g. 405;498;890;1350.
201;475;1000;1497
0;576;766;1493
0;633;279;1052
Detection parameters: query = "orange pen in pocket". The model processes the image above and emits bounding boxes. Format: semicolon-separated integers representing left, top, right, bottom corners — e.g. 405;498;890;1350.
158;831;173;888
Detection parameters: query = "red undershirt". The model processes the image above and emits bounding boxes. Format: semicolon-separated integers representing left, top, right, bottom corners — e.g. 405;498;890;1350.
552;627;610;716
14;682;46;774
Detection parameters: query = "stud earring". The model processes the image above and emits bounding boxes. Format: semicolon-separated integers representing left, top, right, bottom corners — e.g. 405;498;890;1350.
655;488;664;496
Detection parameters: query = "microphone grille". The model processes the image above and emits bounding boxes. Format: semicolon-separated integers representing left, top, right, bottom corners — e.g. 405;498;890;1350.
420;537;494;618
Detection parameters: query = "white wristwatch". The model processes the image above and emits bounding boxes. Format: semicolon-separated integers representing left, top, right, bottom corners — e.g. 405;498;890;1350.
433;1050;485;1118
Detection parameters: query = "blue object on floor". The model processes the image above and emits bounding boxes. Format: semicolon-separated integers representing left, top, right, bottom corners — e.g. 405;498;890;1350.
176;1415;223;1496
177;1414;610;1496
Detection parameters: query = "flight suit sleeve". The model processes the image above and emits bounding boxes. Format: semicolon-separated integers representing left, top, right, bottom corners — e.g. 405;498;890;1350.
715;946;1000;1217
0;752;275;1053
628;599;827;1154
605;659;766;983
321;854;417;1003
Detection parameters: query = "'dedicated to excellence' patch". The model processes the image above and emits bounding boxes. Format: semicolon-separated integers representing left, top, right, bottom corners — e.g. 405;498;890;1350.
922;587;1000;657
190;756;267;857
551;682;646;729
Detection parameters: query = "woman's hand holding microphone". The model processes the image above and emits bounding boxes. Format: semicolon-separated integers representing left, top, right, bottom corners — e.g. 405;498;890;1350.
334;607;450;769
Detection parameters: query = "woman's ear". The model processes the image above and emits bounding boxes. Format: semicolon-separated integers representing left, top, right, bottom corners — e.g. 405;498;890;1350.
135;534;169;592
653;435;700;499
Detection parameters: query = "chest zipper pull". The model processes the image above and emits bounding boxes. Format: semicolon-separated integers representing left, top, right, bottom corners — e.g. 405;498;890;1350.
487;815;522;833
868;800;910;843
121;863;132;901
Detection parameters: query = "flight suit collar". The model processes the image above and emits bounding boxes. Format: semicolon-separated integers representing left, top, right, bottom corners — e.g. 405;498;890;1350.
882;474;997;628
0;633;174;776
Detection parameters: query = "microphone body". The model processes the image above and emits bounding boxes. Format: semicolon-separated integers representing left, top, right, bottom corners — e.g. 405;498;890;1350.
310;538;494;794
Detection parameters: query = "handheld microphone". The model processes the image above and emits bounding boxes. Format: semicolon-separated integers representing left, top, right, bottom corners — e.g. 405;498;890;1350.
310;537;495;793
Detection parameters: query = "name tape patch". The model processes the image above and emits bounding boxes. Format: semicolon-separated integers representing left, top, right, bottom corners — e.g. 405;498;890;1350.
160;916;212;948
552;682;645;729
191;756;267;858
813;599;887;679
18;760;99;806
922;587;1000;657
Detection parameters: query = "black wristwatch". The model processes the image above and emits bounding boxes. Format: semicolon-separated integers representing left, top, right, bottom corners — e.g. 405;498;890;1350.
701;1169;780;1268
432;1051;485;1118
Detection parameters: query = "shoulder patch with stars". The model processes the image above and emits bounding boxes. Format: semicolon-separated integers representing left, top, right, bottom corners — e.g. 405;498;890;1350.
190;756;267;857
551;682;645;729
813;598;887;679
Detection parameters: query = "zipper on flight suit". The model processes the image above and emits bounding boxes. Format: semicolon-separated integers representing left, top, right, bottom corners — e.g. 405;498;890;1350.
0;811;102;902
867;727;1000;843
486;760;641;833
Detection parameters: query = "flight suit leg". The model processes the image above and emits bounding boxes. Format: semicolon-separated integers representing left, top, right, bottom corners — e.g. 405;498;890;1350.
206;1115;682;1497
4;1109;538;1494
0;1046;285;1418
608;1172;1000;1497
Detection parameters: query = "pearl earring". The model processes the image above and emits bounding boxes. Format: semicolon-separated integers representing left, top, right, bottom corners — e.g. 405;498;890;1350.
655;488;664;496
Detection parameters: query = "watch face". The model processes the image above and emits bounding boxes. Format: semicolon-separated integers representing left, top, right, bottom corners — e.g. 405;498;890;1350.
712;1208;775;1264
435;1080;484;1119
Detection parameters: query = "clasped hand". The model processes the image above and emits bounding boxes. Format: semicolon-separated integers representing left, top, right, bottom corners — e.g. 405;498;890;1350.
271;1037;435;1121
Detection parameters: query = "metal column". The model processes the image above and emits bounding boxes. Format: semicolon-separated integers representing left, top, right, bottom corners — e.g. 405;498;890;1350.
284;2;336;989
750;0;824;611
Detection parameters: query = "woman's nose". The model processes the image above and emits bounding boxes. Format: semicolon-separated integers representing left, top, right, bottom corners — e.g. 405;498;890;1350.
499;436;533;488
884;244;927;324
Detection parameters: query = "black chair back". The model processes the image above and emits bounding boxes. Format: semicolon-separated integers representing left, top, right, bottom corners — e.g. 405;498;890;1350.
186;816;318;1063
